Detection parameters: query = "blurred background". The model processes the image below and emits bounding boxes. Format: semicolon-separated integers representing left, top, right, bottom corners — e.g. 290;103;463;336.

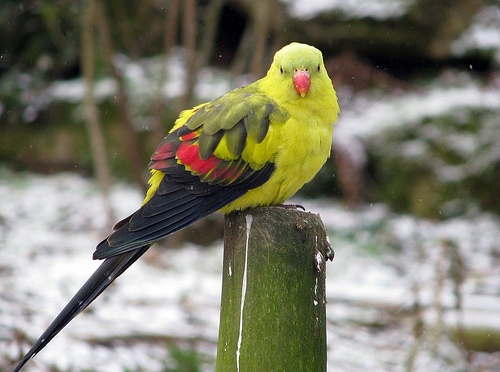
1;0;500;371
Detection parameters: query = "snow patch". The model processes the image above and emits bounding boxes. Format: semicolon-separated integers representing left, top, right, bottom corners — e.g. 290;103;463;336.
282;0;413;20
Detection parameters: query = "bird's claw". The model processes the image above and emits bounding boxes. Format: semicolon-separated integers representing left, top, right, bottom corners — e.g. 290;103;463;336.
277;203;306;211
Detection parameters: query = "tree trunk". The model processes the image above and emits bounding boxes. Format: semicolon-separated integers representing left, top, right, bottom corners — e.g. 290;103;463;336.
180;0;198;109
250;0;271;77
216;206;333;371
151;0;182;144
199;0;225;67
82;0;115;225
95;0;148;193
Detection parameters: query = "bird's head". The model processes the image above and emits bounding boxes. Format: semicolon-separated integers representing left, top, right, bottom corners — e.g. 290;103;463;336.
265;42;330;100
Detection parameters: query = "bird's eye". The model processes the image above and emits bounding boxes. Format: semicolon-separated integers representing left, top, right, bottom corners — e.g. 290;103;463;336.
280;66;284;74
317;64;321;72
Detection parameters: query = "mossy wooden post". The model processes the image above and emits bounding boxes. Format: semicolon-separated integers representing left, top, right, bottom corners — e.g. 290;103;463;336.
216;206;333;371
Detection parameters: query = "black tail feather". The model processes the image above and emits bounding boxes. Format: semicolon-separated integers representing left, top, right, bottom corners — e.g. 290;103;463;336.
12;246;149;372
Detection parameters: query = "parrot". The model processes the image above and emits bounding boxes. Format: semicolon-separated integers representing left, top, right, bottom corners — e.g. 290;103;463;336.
13;42;339;371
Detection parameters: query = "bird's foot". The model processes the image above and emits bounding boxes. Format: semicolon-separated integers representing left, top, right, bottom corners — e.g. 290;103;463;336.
276;203;306;211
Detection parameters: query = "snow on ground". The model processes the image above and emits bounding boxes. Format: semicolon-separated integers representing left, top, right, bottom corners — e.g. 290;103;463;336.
1;168;500;371
0;169;223;371
452;5;500;66
281;0;414;20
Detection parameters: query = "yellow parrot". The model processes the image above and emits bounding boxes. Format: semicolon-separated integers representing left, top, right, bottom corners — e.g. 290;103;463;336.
13;42;339;371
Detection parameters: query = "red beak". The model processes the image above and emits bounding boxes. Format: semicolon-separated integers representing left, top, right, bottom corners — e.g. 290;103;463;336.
293;69;310;97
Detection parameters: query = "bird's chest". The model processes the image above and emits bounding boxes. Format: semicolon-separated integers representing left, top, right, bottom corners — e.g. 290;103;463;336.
278;118;331;175
267;117;332;200
220;115;333;211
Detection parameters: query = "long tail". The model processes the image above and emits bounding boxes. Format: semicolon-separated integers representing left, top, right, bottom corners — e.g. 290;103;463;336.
12;246;149;372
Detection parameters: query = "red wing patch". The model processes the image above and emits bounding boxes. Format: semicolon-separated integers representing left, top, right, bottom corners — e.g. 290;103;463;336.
151;141;176;162
177;141;223;175
208;158;248;184
149;137;178;171
176;140;251;185
179;132;198;142
150;126;256;186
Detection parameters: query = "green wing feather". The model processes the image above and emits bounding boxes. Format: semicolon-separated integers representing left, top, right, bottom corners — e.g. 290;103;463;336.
185;89;287;161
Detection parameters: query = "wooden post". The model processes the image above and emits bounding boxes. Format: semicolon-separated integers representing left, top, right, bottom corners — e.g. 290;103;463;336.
216;207;333;371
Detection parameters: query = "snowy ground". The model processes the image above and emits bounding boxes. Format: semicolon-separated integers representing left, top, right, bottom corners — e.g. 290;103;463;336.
1;168;500;372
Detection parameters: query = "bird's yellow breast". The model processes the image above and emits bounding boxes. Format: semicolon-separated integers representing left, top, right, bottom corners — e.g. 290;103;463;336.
219;113;333;213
